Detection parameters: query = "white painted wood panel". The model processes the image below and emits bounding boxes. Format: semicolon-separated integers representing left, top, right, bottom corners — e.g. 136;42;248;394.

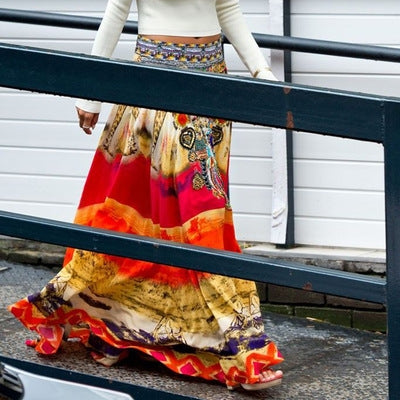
292;54;400;75
230;158;272;186
293;134;383;162
234;214;271;243
0;93;79;121
231;157;384;192
230;186;271;214
292;0;400;14
234;215;386;248
0;201;76;220
294;160;384;191
291;15;400;43
0;93;110;122
294;74;400;97
231;128;273;157
0;148;92;176
295;218;385;250
295;189;384;221
286;0;400;249
0;2;118;223
0;121;99;150
0;175;84;203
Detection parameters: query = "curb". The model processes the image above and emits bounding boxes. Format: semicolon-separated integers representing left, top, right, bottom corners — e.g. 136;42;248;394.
0;237;65;269
246;244;387;333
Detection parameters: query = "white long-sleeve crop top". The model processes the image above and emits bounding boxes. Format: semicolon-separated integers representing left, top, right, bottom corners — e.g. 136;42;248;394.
76;0;275;113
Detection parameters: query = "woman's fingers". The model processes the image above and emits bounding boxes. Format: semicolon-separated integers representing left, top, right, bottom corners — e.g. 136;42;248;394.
92;113;99;128
76;107;99;135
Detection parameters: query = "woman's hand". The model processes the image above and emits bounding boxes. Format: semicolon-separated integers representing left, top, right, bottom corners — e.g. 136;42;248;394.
254;67;278;81
76;107;99;135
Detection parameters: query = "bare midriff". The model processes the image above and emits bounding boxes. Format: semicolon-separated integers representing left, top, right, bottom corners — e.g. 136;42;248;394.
142;33;221;44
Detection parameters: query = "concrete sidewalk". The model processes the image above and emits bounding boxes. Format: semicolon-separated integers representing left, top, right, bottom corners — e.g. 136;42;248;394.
0;260;387;399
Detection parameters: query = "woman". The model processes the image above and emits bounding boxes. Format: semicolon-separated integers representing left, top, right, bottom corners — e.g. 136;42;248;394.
10;0;283;391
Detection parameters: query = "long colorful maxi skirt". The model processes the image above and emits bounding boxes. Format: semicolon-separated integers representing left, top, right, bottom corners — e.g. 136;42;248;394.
9;36;283;386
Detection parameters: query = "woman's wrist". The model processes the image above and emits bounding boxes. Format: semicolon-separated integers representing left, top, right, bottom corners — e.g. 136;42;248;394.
253;66;272;78
253;66;278;81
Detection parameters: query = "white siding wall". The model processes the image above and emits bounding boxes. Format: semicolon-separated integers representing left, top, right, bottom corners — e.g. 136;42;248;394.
0;1;114;222
1;1;398;249
291;0;400;249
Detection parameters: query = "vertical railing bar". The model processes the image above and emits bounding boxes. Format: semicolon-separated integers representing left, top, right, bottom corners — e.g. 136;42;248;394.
283;0;295;247
383;101;400;399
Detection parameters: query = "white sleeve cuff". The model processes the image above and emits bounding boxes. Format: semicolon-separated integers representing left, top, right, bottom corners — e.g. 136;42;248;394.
75;99;102;114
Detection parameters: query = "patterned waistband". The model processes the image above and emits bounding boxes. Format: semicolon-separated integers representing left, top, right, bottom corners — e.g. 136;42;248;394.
135;35;224;69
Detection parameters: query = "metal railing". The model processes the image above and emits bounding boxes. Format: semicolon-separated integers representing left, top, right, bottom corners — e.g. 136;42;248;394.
0;8;399;399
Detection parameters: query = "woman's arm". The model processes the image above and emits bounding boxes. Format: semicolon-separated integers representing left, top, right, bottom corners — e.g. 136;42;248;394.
216;0;277;80
76;0;132;133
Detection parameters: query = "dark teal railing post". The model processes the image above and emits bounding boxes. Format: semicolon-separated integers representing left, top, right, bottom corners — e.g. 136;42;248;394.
383;101;400;399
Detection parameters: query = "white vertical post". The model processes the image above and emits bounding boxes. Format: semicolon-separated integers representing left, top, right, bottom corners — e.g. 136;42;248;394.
269;0;288;244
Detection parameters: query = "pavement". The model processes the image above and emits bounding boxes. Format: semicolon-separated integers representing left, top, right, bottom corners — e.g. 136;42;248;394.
0;260;388;399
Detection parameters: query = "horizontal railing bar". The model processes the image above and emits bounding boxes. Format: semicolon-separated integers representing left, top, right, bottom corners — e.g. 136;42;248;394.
0;8;107;31
253;33;400;63
0;211;386;304
1;8;400;63
0;42;391;143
